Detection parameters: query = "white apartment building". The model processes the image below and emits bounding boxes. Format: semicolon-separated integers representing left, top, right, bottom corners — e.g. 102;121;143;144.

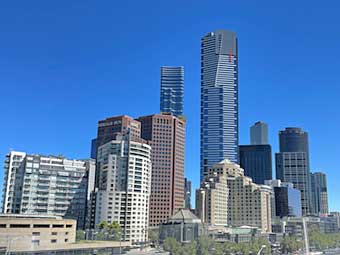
2;151;95;229
94;134;152;243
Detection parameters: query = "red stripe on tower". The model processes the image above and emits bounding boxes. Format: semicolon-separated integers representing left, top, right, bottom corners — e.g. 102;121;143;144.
230;48;233;63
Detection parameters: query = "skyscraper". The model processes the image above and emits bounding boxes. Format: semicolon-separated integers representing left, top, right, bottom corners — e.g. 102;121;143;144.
250;121;268;145
275;127;312;215
311;172;329;214
200;30;239;181
184;178;192;209
239;144;272;184
94;133;152;243
160;66;184;117
138;113;185;227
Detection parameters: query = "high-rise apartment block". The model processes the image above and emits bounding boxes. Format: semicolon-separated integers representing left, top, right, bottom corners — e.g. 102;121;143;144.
196;159;272;232
138;113;185;227
200;30;239;182
250;121;268;145
276;127;312;215
1;151;95;229
265;180;302;218
160;66;184;117
184;178;192;209
239;145;272;184
94;133;152;243
311;172;329;214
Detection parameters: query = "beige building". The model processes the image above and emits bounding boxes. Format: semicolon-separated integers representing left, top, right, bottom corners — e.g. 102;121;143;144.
195;174;228;226
0;214;76;252
196;159;272;233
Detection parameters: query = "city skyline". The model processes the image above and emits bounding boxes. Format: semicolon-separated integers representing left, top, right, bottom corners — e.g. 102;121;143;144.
1;1;340;212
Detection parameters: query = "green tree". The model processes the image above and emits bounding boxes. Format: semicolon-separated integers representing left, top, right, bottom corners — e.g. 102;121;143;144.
163;237;182;255
148;228;159;245
280;235;303;254
196;236;214;255
76;230;85;241
182;241;197;255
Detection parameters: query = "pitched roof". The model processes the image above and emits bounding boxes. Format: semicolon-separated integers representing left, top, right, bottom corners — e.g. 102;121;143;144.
168;209;202;224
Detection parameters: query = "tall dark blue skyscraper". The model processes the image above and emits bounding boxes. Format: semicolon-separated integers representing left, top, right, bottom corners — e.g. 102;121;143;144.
160;66;184;117
200;30;239;181
276;127;312;216
239;145;272;184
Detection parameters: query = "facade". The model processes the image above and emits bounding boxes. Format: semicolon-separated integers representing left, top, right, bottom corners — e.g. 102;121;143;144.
200;30;239;182
90;138;97;159
311;172;329;214
184;178;192;209
275;127;312;216
94;133;152;243
160;66;184;117
329;212;340;230
0;214;76;252
159;209;204;243
265;180;302;218
195;173;229;226
137;113;185;227
250;121;268;145
2;151;95;229
239;145;272;184
197;159;272;232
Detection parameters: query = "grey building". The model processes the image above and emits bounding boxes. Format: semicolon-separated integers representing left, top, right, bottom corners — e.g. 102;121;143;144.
200;30;239;181
311;172;329;214
275;127;312;216
239;144;272;184
159;209;204;243
160;66;184;117
184;178;191;209
1;151;95;229
250;121;268;145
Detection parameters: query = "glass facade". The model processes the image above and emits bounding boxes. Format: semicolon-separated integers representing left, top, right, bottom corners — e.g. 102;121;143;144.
239;144;272;184
200;30;239;181
274;186;302;218
160;66;184;117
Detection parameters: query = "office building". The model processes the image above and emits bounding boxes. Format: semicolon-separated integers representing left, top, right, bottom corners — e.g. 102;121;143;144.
90;138;97;159
160;66;184;116
184;178;192;209
200;30;239;181
239;144;272;184
265;180;302;218
197;159;272;232
275;127;312;215
1;151;95;229
329;212;340;230
94;132;152;243
138;113;185;227
195;173;229;226
250;121;268;145
311;172;329;214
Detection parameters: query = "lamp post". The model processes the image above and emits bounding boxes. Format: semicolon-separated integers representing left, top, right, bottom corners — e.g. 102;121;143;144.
256;245;266;255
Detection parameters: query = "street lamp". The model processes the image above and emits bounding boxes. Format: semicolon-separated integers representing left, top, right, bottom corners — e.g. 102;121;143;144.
256;245;266;255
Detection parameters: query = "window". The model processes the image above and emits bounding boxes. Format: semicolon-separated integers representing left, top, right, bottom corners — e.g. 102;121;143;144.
66;224;73;228
32;232;40;236
10;224;30;228
0;224;6;228
32;240;40;246
33;224;50;228
51;239;57;243
51;232;57;235
52;224;64;228
65;239;68;242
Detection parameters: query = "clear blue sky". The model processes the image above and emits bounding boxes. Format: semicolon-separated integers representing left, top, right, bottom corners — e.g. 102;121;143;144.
1;1;340;211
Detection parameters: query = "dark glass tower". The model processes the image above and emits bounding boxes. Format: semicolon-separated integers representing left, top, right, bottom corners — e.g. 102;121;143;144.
160;66;184;117
239;145;272;184
200;30;239;181
311;172;329;214
275;127;312;215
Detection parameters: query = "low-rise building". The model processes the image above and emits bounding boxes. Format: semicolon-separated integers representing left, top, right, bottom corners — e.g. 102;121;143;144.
0;214;76;252
159;209;204;243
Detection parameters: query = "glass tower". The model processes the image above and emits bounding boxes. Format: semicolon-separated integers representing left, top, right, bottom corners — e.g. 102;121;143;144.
200;30;239;181
250;121;268;145
160;66;184;117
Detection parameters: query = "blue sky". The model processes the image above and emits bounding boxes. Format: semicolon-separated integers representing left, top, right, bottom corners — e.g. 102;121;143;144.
1;1;340;210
